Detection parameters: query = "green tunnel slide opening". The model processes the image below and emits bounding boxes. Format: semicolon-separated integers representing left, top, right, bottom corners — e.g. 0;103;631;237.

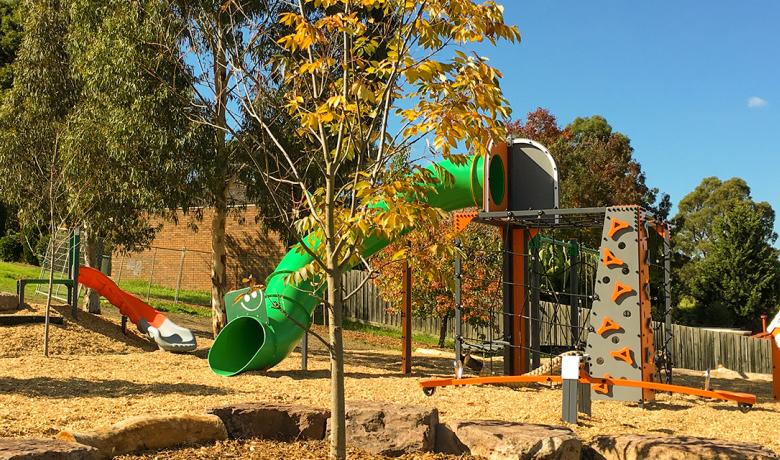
488;153;505;205
208;316;266;376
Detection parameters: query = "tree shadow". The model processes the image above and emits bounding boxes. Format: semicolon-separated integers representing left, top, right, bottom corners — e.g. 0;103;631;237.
0;376;228;398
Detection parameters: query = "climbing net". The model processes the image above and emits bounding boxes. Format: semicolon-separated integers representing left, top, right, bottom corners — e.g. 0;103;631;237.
453;208;673;384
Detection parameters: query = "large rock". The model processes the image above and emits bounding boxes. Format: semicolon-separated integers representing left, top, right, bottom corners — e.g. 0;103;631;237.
437;420;581;460
56;414;227;458
589;434;777;460
0;437;98;460
207;403;329;441
327;401;438;456
0;293;17;312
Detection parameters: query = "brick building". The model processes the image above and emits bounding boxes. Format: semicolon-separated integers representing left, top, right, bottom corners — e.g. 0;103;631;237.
111;205;287;292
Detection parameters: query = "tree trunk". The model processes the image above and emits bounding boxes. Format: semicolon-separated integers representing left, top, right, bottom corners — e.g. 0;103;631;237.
438;314;448;348
327;268;346;460
81;227;102;314
209;15;230;338
210;187;228;337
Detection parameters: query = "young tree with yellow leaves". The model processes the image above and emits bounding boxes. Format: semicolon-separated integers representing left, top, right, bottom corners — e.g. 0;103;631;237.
237;2;518;458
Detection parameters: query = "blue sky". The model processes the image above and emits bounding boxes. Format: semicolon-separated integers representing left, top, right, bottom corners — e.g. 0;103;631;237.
474;1;778;233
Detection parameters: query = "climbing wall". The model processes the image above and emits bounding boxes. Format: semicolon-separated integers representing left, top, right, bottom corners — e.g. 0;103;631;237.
586;206;655;402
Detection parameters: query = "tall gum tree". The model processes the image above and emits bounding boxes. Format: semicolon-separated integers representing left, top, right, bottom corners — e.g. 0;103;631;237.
236;1;519;458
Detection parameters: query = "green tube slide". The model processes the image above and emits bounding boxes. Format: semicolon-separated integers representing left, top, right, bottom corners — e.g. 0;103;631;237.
208;153;506;376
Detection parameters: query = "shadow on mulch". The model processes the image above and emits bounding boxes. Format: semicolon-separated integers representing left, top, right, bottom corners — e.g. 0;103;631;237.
0;376;228;398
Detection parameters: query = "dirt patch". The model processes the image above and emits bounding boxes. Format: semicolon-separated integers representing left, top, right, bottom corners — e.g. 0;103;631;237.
0;306;778;455
0;304;156;357
116;439;467;459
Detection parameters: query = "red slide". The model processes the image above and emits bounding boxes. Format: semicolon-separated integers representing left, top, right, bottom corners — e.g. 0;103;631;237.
77;266;197;352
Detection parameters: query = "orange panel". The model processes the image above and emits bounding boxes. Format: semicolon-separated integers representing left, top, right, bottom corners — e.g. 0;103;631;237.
454;211;478;232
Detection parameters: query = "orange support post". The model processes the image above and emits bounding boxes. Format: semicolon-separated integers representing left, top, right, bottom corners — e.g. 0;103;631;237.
773;335;780;401
510;227;527;375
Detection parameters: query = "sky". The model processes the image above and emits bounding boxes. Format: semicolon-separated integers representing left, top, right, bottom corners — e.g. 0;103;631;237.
472;1;778;234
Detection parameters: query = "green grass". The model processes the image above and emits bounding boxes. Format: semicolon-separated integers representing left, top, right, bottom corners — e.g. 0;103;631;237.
116;279;211;307
343;319;454;348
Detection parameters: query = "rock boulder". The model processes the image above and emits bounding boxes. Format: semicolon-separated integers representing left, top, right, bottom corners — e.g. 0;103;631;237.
0;437;98;460
207;403;329;441
327;401;438;456
437;420;581;460
589;434;777;460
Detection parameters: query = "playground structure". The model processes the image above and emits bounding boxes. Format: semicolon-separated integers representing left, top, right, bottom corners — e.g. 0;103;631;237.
206;138;758;411
14;229;197;352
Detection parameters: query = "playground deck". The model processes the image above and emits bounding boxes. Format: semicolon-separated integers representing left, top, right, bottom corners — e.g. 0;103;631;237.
0;304;778;456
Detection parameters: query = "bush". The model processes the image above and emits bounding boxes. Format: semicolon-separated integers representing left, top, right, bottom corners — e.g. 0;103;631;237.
0;232;22;262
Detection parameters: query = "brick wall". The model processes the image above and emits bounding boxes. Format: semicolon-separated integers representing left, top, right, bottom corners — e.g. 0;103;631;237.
112;206;287;292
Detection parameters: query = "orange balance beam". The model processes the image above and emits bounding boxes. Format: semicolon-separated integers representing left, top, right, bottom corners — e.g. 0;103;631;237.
419;375;756;406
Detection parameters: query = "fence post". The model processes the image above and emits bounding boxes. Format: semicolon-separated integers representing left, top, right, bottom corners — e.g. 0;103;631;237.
568;239;579;347
401;253;412;375
146;247;157;302
175;248;187;305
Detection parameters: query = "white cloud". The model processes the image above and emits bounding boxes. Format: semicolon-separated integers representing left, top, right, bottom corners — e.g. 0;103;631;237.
747;96;768;108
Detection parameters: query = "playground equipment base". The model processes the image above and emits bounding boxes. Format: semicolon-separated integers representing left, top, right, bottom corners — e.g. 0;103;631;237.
419;375;756;408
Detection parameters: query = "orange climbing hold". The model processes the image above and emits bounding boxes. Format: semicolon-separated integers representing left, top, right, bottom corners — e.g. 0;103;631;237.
608;218;630;238
596;317;621;336
602;248;624;267
611;282;635;301
610;346;636;366
593;374;613;395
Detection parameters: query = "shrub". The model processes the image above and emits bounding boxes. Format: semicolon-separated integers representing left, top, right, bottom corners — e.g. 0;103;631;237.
0;232;22;262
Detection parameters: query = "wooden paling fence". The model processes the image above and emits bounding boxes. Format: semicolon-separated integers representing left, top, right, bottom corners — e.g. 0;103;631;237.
343;270;773;374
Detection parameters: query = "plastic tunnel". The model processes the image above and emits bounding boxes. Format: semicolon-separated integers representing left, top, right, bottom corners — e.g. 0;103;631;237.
208;153;505;376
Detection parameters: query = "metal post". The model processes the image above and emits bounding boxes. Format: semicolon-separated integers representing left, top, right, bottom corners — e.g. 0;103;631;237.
454;239;463;365
71;228;80;319
502;226;513;376
175;248;187;305
401;255;412;375
568;240;580;347
561;354;581;424
301;331;308;371
146;247;157;302
663;226;673;382
530;237;541;370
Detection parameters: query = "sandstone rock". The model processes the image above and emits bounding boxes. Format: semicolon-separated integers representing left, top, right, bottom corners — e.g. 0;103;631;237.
589;434;777;460
437;420;581;460
0;437;98;460
0;293;17;312
327;401;438;456
207;403;329;441
56;414;227;458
